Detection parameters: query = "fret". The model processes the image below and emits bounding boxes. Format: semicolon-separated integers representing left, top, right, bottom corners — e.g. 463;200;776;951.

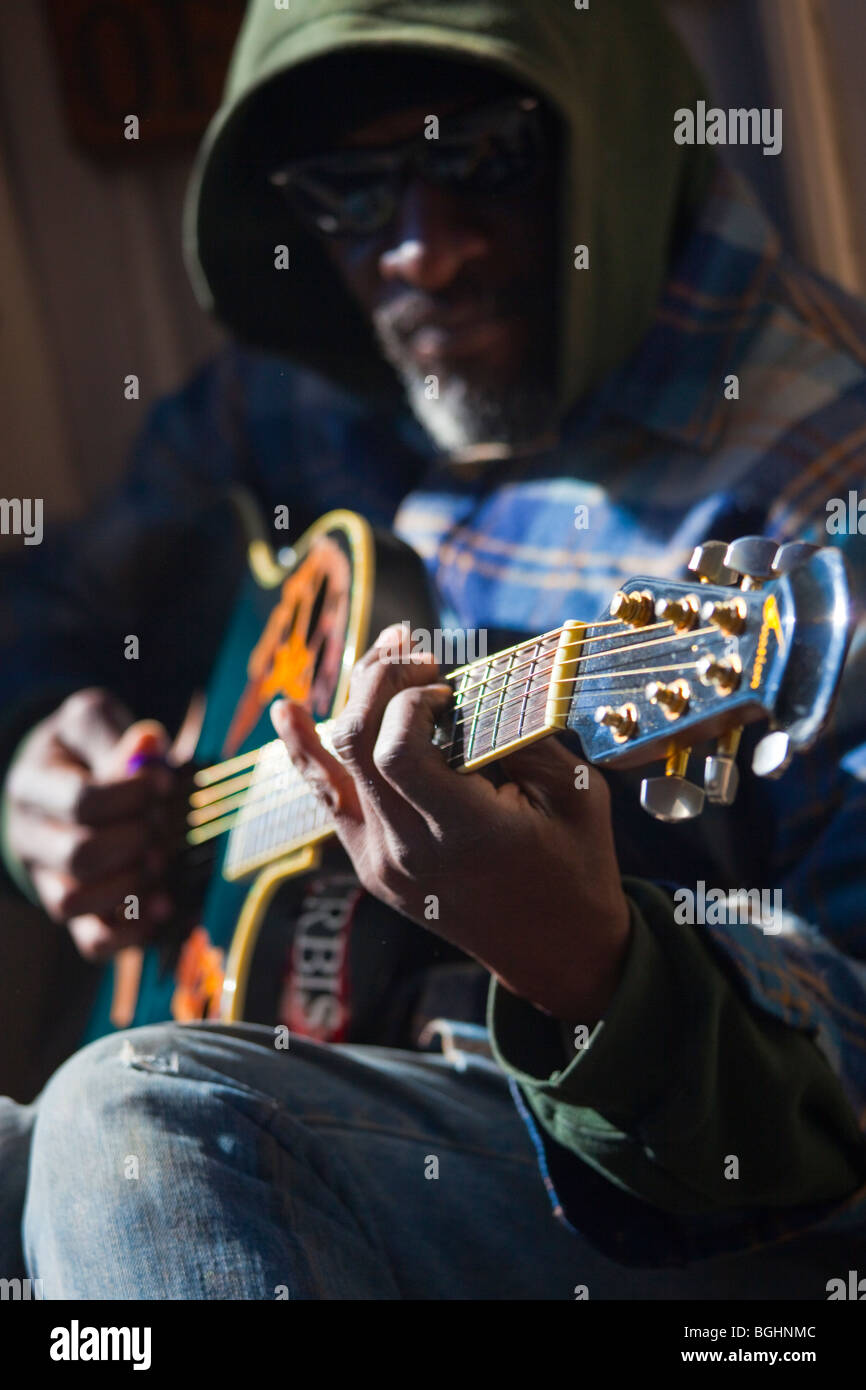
515;633;558;746
517;639;540;742
474;648;520;761
439;668;470;765
454;667;471;716
464;658;490;765
490;647;514;751
455;624;585;771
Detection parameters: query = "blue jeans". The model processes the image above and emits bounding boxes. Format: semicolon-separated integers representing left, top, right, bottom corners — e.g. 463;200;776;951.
1;1022;859;1299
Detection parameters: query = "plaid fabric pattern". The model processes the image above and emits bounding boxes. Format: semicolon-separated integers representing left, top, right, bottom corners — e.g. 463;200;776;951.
390;171;866;1140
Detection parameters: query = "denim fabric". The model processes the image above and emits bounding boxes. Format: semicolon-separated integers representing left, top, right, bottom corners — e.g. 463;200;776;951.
3;1022;860;1299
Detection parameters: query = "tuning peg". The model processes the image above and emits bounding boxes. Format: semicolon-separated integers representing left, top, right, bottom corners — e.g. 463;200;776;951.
697;654;742;694
701;595;747;636
655;595;700;630
688;541;739;586
610;589;655;628
640;747;705;821
595;703;639;742
704;728;742;805
646;679;690;719
723;537;778;590
771;541;819;576
751;730;793;779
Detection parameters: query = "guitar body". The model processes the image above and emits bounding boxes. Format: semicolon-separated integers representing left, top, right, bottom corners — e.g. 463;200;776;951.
82;508;438;1042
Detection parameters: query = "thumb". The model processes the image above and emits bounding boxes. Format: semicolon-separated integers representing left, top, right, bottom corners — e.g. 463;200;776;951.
96;720;171;787
498;735;591;817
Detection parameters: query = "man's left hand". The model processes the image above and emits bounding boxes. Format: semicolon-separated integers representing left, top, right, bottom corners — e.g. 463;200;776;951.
271;624;631;1025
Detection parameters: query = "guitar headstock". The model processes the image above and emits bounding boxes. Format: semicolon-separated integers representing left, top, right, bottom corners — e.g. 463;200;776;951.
567;537;852;821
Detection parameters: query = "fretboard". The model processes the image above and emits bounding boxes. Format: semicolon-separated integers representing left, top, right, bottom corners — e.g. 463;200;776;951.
436;622;586;771
199;622;587;879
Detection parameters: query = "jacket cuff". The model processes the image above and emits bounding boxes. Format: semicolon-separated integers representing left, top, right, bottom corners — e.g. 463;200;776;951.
488;878;684;1126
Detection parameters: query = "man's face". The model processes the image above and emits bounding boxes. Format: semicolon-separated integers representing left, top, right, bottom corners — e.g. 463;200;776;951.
275;84;559;454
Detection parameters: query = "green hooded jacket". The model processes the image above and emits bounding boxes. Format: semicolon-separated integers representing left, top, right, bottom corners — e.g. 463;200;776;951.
184;0;713;419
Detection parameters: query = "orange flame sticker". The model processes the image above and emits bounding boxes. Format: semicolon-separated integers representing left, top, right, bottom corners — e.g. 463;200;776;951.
171;927;226;1021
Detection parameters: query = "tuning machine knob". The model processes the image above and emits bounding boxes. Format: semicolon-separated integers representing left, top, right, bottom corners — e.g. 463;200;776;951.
724;537;779;591
771;541;819;576
688;541;739;586
704;728;742;805
752;729;793;779
640;747;705;821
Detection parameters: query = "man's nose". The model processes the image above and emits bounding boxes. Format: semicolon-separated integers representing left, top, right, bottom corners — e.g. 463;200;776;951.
378;179;490;291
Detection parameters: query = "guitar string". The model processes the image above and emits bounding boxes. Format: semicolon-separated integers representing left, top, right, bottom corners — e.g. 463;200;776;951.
188;658;716;849
190;622;725;820
187;633;727;828
443;664;707;769
446;644;717;739
440;620;677;699
192;620;721;803
184;596;734;857
186;693;714;857
191;627;574;786
190;614;685;787
186;656;695;826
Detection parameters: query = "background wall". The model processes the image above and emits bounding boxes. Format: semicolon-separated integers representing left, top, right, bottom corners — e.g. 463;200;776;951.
0;1;229;531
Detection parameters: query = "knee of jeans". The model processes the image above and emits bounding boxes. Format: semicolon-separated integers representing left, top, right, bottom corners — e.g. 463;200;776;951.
37;1025;188;1135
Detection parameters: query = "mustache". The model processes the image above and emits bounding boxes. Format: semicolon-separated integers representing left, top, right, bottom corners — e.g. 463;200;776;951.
374;283;531;341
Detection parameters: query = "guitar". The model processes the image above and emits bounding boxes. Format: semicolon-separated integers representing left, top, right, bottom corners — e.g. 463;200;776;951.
82;511;853;1042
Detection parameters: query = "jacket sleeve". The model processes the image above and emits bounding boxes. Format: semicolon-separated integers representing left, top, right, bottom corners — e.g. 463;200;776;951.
489;533;866;1259
0;351;272;766
0;350;268;894
489;877;866;1214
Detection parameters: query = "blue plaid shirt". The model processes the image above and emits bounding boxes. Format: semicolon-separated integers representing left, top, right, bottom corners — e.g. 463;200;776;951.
392;170;866;1118
2;169;865;1259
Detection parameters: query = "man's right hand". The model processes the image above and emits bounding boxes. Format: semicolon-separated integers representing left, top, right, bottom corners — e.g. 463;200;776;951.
4;689;178;962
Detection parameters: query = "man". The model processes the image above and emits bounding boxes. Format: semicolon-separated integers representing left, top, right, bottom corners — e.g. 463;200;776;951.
2;0;866;1298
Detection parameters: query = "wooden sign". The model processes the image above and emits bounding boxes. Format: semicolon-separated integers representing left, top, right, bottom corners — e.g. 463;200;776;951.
45;0;247;156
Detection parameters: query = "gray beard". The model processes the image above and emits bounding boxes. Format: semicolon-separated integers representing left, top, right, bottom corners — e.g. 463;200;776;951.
383;348;557;455
407;375;555;454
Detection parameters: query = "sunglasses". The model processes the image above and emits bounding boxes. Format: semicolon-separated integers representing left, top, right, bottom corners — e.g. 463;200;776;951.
268;94;546;238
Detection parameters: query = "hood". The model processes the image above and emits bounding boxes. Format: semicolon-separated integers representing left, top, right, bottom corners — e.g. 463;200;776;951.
184;0;713;418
